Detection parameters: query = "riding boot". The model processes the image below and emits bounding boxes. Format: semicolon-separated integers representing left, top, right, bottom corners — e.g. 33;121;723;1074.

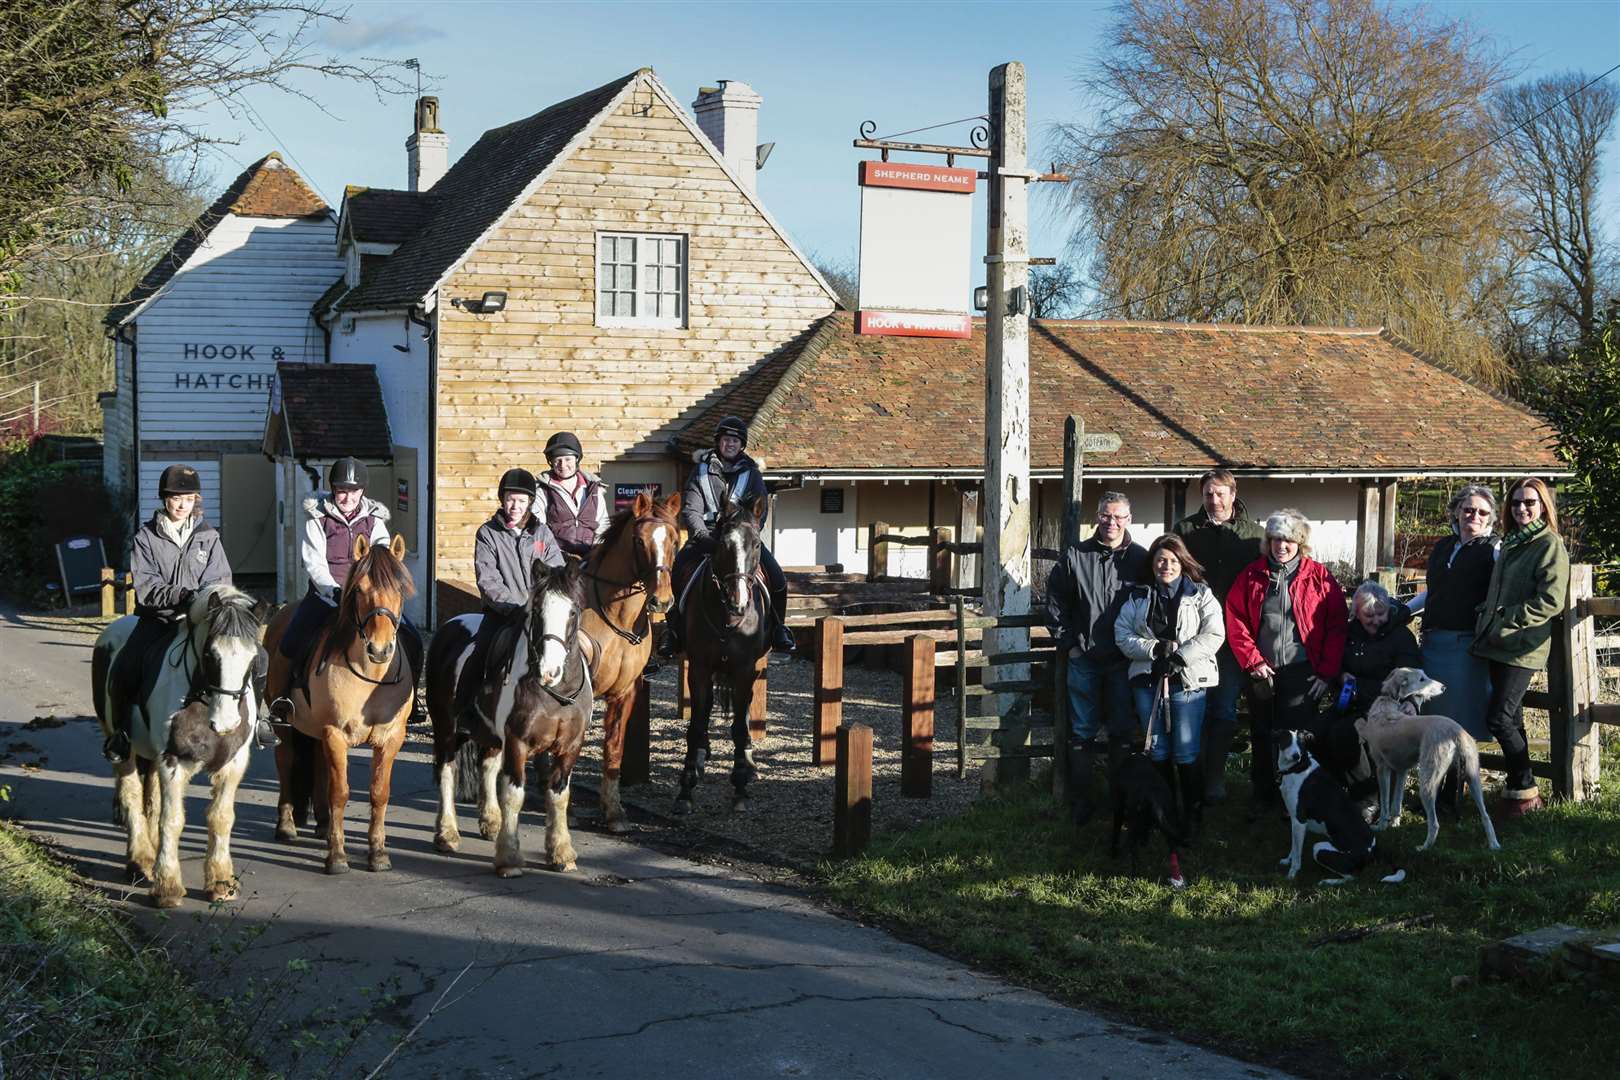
1201;716;1236;804
768;580;796;654
103;701;133;765
1104;738;1132;804
1066;742;1097;827
1177;762;1204;842
657;613;684;659
251;647;277;749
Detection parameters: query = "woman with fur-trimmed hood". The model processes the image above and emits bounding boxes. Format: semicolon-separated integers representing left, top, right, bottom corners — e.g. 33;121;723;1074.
1225;509;1348;817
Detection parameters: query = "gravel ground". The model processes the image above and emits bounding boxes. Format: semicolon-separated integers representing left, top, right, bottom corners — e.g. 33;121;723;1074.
567;652;994;868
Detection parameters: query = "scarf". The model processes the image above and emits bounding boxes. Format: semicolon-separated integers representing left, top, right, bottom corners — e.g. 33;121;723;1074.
1502;518;1548;551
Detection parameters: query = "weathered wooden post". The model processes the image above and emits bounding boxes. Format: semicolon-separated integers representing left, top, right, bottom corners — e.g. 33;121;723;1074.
100;567;115;620
981;61;1034;786
955;483;979;590
1549;564;1600;801
621;676;651;786
902;634;936;797
1053;416;1083;801
121;571;135;615
927;527;952;595
867;521;890;581
833;723;873;857
813;616;844;766
748;663;768;742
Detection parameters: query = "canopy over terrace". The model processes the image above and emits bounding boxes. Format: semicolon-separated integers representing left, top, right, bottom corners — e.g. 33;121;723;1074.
674;313;1567;574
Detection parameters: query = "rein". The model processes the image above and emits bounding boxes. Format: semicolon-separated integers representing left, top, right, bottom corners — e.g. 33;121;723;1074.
584;513;672;646
318;600;406;686
178;620;253;707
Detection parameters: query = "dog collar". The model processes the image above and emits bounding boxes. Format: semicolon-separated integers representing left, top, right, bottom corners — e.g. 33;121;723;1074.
1279;752;1313;776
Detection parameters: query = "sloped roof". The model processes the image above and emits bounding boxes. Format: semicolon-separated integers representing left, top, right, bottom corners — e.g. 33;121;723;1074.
677;313;1564;476
263;362;393;461
342;186;438;246
336;71;639;313
105;153;328;329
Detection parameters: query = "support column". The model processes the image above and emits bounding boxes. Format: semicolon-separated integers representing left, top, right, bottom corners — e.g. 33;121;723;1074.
1354;480;1379;578
1378;480;1399;568
954;482;979;590
1162;478;1186;531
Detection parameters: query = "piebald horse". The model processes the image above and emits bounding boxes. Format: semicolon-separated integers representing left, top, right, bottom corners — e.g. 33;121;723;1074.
426;562;593;874
579;490;680;832
263;534;415;874
91;585;263;907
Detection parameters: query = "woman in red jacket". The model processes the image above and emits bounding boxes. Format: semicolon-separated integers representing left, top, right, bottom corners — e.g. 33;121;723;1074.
1225;509;1348;818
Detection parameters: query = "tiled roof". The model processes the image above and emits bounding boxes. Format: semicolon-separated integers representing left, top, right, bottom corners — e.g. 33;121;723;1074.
310;276;350;321
679;313;1564;475
343;186;438;246
337;71;638;313
263;362;393;461
106;153;327;328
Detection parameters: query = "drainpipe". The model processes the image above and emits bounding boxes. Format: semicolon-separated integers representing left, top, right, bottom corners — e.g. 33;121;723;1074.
410;300;437;626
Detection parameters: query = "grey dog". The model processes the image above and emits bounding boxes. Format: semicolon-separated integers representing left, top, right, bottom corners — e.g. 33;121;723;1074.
1354;667;1502;852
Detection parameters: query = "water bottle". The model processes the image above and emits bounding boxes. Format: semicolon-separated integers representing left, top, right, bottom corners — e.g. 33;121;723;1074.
1336;675;1357;712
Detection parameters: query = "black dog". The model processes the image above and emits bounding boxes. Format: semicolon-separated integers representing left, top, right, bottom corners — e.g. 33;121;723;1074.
1274;729;1406;885
1111;751;1187;888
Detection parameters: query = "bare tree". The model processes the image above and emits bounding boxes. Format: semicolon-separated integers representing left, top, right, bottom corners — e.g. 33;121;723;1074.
810;250;858;310
1495;72;1618;363
1052;0;1516;380
1028;263;1084;319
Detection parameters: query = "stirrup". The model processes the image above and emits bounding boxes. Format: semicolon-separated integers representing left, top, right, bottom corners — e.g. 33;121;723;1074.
253;717;280;749
268;696;295;722
103;729;132;765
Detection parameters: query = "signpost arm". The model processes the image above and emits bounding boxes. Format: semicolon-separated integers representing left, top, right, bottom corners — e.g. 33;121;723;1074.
981;61;1033;785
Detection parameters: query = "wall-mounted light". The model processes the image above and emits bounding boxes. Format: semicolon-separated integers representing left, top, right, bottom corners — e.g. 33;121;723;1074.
973;285;989;312
453;290;508;315
973;285;1027;315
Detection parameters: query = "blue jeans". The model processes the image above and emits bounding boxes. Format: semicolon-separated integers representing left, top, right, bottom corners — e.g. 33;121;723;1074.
1132;684;1207;764
1065;654;1134;745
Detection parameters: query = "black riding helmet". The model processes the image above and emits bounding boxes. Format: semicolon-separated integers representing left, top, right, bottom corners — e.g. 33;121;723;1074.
498;467;539;499
157;464;202;497
714;415;748;448
544;431;583;461
329;457;368;490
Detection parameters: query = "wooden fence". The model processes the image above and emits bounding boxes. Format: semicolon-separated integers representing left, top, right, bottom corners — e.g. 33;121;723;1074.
863;520;1059;597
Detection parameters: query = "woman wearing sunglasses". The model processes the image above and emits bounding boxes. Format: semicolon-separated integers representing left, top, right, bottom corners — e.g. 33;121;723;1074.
1418;485;1500;741
1472;477;1569;818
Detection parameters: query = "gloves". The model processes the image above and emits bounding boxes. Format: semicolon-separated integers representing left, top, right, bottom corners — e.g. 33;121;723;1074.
1307;676;1332;703
1151;638;1177;660
1150;654;1174;679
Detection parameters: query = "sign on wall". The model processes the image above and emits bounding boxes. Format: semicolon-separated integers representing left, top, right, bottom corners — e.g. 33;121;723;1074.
614;482;662;512
856;160;976;338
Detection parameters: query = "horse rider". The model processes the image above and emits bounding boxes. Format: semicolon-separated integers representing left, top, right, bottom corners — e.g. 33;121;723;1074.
454;467;566;733
660;415;795;657
537;431;610;561
104;464;271;761
267;457;424;721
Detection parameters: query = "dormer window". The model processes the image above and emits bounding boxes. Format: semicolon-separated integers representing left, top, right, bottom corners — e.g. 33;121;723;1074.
596;232;686;329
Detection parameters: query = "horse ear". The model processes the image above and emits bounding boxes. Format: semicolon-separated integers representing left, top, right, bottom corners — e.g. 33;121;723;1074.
390;534;406;560
353;534;371;562
661;492;681;516
741;494;765;523
207;589;222;612
632;491;653;517
531;557;550;584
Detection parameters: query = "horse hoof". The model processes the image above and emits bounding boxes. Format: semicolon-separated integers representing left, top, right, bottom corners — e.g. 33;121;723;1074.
207;880;240;903
325;859;350;876
731;797;749;814
551;859;577;873
369;854;392;873
496;863;524;879
602;816;632;835
479;819;500;841
433;833;460;854
274;825;297;843
672;797;693;817
151;888;184;909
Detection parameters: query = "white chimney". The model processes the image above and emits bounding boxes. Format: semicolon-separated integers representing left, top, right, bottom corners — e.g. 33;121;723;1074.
692;80;762;194
406;96;449;193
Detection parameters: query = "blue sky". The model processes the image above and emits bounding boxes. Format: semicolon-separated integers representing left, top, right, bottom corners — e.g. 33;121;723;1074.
191;0;1620;284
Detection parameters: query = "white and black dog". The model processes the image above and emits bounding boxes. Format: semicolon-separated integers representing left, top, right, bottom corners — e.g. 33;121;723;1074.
1274;729;1406;885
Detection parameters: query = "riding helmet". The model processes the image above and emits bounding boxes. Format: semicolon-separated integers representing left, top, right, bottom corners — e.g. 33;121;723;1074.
498;467;539;499
714;415;748;448
157;464;202;497
328;456;368;490
544;431;583;461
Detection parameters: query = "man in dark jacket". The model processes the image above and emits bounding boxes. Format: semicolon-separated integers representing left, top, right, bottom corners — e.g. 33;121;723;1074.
455;468;565;732
1045;490;1149;825
662;415;793;655
1173;468;1264;802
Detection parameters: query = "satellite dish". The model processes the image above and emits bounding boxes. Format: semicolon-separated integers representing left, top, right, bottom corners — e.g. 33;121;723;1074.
755;142;775;170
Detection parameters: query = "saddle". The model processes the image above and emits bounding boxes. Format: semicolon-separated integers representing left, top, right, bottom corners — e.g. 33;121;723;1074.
453;612;527;745
113;626;184;733
675;556;769;614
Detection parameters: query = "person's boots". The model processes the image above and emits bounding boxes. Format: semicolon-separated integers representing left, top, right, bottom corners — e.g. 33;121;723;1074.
1105;738;1132;808
1177;762;1204;843
769;581;796;654
1152;755;1178;818
103;703;133;765
657;616;683;659
1201;717;1236;804
1066;742;1097;826
251;648;278;749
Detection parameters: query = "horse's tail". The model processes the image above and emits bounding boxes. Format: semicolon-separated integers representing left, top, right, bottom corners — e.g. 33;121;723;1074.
91;633;113;735
287;727;318;825
454;738;483;803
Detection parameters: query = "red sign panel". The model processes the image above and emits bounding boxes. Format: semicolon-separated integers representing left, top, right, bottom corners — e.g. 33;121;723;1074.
858;160;977;194
856;310;973;339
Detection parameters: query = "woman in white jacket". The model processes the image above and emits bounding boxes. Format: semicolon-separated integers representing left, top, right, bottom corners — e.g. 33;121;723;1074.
1115;533;1225;831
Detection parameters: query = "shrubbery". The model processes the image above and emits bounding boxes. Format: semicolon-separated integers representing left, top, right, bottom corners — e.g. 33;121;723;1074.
0;434;126;602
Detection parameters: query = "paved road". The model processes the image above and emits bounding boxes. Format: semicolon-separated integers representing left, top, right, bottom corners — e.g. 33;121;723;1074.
0;604;1285;1080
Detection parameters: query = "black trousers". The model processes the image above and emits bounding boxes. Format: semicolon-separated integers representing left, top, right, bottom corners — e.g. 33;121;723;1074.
1248;663;1317;804
1484;661;1538;797
671;542;787;629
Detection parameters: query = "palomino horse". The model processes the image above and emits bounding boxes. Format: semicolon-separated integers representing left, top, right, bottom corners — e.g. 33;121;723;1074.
91;585;263;907
425;562;593;875
579;490;680;832
673;497;772;815
263;534;415;874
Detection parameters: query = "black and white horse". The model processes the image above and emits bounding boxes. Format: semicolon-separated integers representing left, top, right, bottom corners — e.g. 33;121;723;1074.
674;497;772;815
426;561;594;872
92;585;263;907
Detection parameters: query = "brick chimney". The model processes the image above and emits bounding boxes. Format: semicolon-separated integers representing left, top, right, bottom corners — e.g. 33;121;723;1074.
406;96;449;193
692;81;762;195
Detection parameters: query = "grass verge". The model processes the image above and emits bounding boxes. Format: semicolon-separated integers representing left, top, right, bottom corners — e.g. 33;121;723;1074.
818;768;1620;1080
0;820;265;1080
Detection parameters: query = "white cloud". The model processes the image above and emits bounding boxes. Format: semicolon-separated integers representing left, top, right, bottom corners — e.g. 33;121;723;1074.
320;14;439;52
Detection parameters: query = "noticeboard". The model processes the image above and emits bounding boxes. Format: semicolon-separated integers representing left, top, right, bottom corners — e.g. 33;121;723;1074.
55;535;107;598
613;482;662;512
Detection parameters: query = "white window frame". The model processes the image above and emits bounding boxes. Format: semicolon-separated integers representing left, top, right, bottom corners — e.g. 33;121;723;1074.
595;231;687;329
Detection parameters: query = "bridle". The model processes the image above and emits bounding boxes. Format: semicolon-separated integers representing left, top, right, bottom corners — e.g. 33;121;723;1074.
178;619;253;708
316;590;406;686
585;513;673;645
526;601;588;706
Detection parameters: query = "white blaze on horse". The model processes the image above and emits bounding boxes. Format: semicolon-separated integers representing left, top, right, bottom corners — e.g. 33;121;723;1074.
92;585;263;907
426;562;594;874
262;534;416;875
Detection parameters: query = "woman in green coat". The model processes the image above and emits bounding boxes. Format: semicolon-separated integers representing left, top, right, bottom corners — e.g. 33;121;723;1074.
1472;477;1570;818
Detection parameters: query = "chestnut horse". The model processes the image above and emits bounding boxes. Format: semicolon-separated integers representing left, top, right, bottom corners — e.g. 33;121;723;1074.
579;490;680;832
263;534;415;874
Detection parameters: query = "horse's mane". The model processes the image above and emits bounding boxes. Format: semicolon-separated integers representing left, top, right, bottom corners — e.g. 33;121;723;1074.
530;561;587;612
591;497;677;565
188;584;259;643
327;542;415;658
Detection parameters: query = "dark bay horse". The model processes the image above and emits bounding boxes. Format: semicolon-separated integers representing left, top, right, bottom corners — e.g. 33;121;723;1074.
579;491;680;832
262;534;415;875
92;585;263;906
674;497;771;815
426;562;593;874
